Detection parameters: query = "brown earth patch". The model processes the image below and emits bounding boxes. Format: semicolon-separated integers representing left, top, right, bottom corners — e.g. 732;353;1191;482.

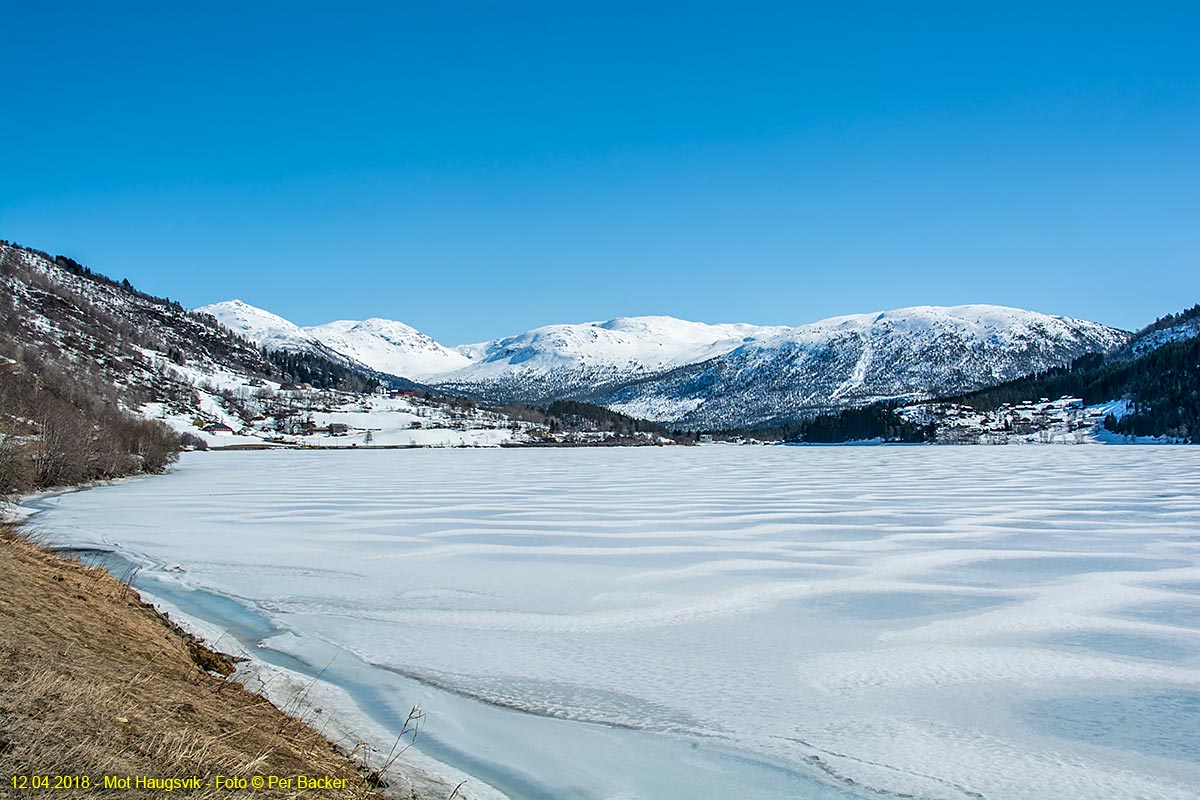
0;524;406;799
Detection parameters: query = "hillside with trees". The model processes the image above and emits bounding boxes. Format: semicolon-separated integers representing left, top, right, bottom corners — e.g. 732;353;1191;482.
764;304;1199;444
488;399;691;443
0;242;390;494
948;328;1198;442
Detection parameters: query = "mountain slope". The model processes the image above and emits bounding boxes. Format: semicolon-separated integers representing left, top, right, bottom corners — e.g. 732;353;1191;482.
307;318;471;380
431;316;787;402
945;304;1200;441
2;247;278;407
0;243;281;490
0;244;389;487
0;244;678;460
192;299;1129;431
198;301;467;382
591;305;1129;428
194;299;346;363
1124;303;1200;358
772;302;1199;445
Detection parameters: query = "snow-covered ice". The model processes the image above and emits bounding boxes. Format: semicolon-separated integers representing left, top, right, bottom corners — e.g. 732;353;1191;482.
27;447;1200;799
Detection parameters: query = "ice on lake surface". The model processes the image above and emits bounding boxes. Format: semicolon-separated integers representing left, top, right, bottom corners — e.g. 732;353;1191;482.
32;446;1200;799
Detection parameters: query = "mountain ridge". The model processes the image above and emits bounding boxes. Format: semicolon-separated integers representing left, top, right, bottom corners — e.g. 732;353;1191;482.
306;317;472;380
196;300;469;381
199;299;1130;428
591;304;1130;427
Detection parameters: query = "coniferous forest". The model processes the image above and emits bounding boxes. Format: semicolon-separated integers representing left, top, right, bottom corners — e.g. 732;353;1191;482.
949;325;1199;442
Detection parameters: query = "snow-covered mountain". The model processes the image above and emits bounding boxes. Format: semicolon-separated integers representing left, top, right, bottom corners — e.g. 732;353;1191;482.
307;318;471;380
433;316;789;402
3;256;279;396
590;305;1129;428
195;299;356;367
1;242;1180;445
0;246;528;454
198;301;468;381
2;246;321;445
196;298;1129;429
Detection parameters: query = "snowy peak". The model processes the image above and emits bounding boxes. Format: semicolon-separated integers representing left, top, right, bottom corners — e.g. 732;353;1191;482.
425;315;791;403
196;299;322;353
428;305;1128;412
315;318;425;338
757;304;1120;349
595;315;775;340
196;300;471;381
439;315;788;399
305;318;471;380
196;298;1129;427
196;299;361;371
596;304;1130;427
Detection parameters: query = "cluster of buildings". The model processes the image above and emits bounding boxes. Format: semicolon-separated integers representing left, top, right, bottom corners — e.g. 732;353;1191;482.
901;396;1108;444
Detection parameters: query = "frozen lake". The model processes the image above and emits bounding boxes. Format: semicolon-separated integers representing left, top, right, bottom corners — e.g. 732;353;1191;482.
31;447;1200;799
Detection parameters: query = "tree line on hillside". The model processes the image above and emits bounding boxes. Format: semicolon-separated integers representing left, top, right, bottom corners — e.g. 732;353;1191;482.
487;399;697;441
2;241;188;311
1136;303;1200;337
0;362;181;497
946;335;1198;442
7;242;379;395
265;350;378;394
0;245;193;495
3;245;181;362
745;304;1200;445
712;403;931;444
787;404;930;443
545;400;673;436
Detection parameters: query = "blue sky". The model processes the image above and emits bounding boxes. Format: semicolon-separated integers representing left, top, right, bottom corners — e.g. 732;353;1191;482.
2;2;1197;343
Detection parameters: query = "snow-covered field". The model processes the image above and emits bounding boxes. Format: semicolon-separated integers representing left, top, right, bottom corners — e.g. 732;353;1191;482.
28;447;1200;800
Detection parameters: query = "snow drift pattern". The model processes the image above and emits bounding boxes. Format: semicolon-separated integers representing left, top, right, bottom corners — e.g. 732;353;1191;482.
35;447;1200;800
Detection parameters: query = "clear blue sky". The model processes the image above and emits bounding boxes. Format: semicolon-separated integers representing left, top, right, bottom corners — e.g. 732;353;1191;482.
2;2;1197;343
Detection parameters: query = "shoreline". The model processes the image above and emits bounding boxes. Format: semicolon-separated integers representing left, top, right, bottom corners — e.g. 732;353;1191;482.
12;481;511;800
18;455;873;800
0;521;394;799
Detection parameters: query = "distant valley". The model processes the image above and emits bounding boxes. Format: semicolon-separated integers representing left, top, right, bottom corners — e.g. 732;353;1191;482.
2;238;1196;497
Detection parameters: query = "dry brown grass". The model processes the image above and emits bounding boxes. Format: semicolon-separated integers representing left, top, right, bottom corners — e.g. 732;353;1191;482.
0;524;403;799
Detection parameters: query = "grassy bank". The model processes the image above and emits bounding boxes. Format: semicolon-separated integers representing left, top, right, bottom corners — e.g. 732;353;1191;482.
0;524;398;799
